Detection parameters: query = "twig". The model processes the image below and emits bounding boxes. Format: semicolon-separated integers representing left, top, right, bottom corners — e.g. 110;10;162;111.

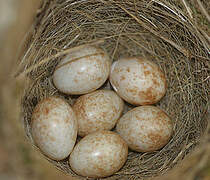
15;39;104;79
196;0;210;23
181;0;193;19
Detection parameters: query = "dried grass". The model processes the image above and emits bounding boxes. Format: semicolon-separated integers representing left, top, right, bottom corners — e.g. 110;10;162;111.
16;0;209;179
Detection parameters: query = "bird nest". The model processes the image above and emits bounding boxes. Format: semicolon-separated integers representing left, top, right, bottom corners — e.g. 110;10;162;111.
16;0;209;179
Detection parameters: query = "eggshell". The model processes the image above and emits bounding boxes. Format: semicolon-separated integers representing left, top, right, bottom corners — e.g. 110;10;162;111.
69;131;128;178
116;106;173;152
31;96;78;160
53;45;111;95
110;57;167;105
73;90;124;137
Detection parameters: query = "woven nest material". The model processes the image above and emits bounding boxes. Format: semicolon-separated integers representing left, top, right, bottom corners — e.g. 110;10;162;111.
16;0;209;179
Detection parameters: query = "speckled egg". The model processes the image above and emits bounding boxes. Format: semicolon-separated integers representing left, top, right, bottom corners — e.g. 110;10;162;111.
69;131;128;178
73;90;124;137
110;57;167;105
53;45;111;95
116;106;173;152
31;96;78;160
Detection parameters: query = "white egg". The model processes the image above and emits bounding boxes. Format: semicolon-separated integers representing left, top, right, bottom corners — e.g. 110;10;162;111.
73;90;124;137
116;106;173;152
31;96;77;160
69;131;128;178
110;57;167;105
53;45;111;95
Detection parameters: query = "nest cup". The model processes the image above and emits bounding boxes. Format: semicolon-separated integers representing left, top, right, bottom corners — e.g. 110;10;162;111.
17;0;209;179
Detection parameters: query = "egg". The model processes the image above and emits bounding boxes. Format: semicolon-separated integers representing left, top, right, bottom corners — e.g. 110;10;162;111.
73;90;124;137
53;45;111;95
116;106;173;152
110;57;167;105
69;131;128;178
31;96;77;160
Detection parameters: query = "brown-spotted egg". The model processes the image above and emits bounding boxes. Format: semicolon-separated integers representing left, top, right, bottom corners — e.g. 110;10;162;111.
69;131;128;178
31;96;77;160
116;105;173;152
73;90;124;137
53;45;111;95
110;57;167;105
